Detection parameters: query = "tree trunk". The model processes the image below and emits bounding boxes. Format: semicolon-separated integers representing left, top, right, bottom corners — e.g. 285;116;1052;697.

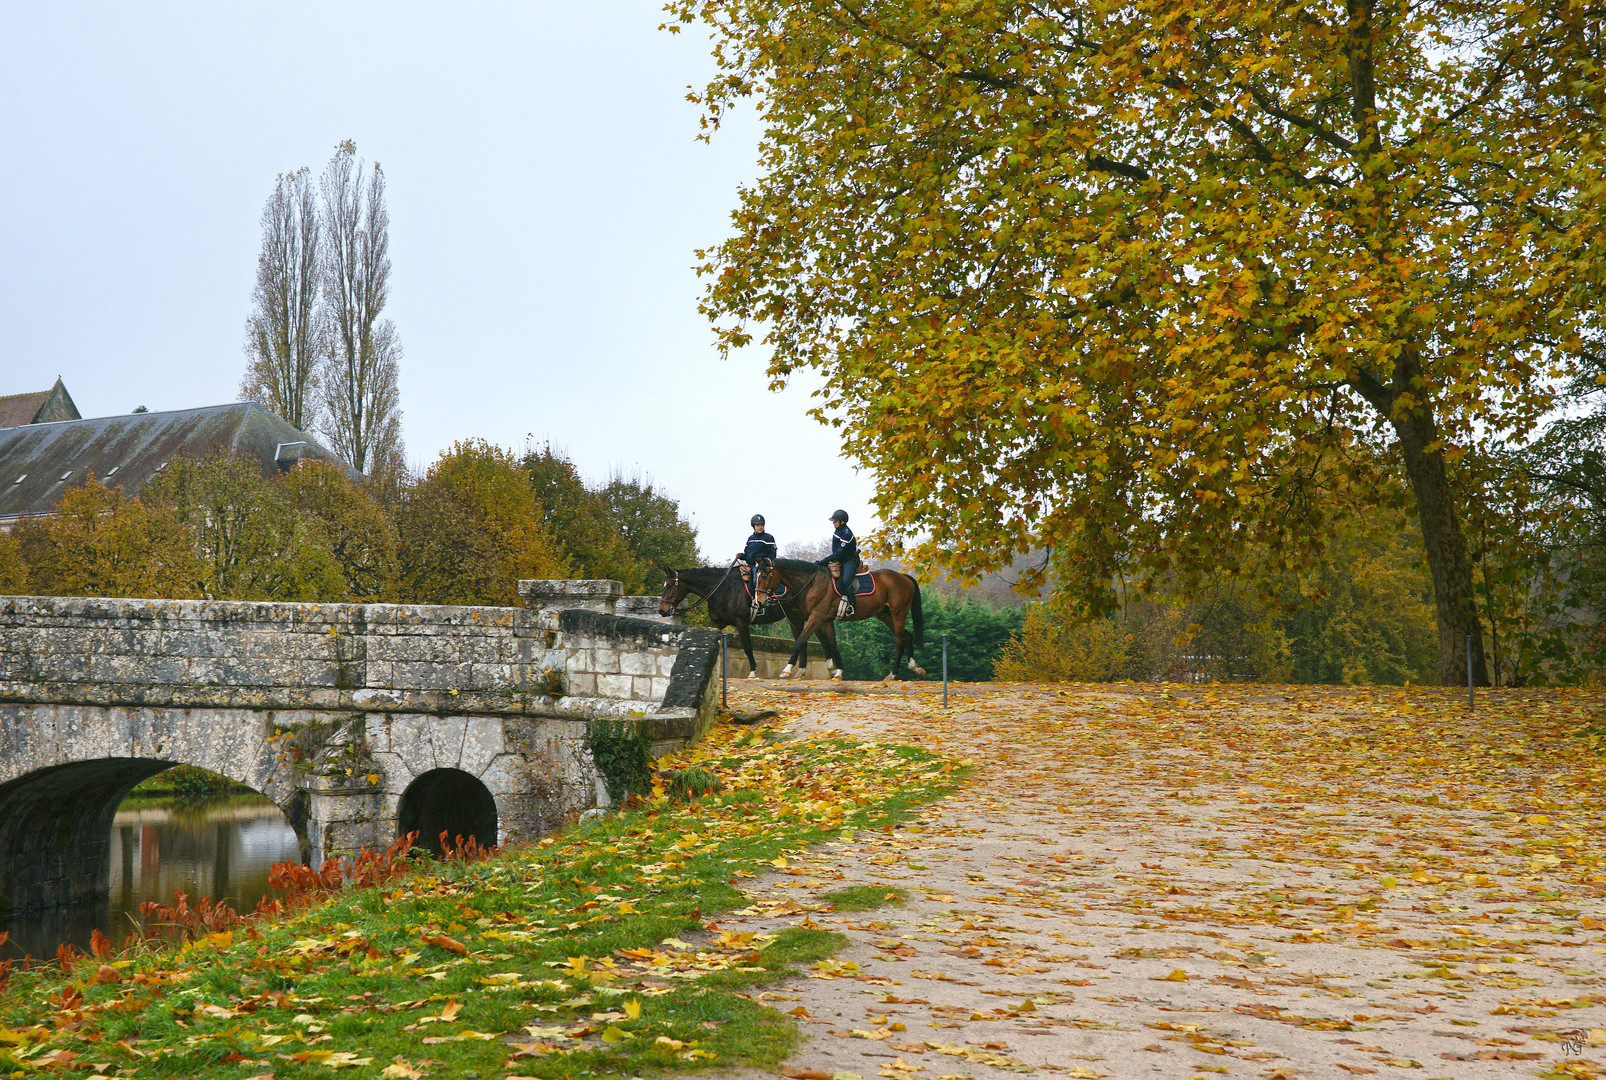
1393;407;1490;687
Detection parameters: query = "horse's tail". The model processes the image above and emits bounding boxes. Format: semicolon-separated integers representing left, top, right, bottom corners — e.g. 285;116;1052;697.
909;575;925;648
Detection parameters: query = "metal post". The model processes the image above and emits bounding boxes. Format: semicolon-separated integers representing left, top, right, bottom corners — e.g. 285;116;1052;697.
1467;633;1474;710
721;632;728;709
942;632;949;708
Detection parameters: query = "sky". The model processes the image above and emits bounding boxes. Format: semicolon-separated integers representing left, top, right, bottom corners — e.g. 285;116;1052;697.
0;2;879;560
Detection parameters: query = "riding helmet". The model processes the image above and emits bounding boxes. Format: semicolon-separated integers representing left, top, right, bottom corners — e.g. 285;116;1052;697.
751;514;765;526
831;509;849;523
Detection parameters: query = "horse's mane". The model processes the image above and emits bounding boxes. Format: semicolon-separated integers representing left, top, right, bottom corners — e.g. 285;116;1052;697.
775;557;819;574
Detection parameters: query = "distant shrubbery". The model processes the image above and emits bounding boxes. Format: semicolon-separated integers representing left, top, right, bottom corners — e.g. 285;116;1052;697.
832;594;1023;682
994;522;1440;685
0;441;698;606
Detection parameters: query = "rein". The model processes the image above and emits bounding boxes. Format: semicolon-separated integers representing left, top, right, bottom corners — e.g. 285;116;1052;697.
757;564;820;608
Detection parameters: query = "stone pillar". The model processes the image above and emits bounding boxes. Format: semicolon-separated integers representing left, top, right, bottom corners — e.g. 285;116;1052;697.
517;579;622;615
304;773;385;864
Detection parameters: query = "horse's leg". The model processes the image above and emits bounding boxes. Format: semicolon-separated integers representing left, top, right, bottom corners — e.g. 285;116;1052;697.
886;592;925;677
781;607;822;678
876;607;904;682
820;622;845;680
739;622;760;679
787;609;810;667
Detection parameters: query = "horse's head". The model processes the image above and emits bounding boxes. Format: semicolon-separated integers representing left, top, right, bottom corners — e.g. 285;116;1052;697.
753;557;779;605
658;568;688;617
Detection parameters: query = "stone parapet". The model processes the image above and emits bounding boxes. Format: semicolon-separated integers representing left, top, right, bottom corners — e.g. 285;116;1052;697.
517;579;622;614
616;595;681;624
727;631;834;680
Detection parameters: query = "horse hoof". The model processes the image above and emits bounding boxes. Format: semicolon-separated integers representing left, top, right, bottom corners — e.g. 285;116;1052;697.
881;672;895;683
914;666;927;677
780;664;794;679
832;669;844;681
746;670;758;679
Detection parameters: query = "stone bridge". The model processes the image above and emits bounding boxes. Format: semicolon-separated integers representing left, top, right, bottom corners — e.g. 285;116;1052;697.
0;581;720;916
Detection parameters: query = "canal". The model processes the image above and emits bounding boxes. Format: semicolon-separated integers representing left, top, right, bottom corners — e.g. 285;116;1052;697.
0;792;302;960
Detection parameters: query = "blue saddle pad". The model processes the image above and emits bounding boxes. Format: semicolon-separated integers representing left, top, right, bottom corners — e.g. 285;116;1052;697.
836;572;876;598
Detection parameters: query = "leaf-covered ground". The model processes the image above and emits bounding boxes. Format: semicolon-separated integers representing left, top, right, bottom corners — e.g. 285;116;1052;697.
707;682;1606;1080
0;726;957;1079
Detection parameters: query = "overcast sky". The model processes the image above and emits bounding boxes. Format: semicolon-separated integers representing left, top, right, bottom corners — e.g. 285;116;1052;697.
0;2;878;560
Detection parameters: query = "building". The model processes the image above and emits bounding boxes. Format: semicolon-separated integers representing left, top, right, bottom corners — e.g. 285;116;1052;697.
0;378;81;428
0;381;345;527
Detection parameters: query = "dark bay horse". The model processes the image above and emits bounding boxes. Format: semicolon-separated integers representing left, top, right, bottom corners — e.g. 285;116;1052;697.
753;557;926;681
657;565;822;678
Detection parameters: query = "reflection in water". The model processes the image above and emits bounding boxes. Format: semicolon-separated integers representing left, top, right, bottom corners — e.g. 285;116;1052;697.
0;795;302;960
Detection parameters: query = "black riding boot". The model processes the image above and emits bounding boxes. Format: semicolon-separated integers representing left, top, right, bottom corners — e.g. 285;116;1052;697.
840;557;859;616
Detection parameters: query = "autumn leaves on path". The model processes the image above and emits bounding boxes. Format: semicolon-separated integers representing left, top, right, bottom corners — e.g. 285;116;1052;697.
709;683;1606;1080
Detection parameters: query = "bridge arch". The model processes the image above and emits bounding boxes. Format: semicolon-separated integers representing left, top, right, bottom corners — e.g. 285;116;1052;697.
0;705;301;914
397;768;498;856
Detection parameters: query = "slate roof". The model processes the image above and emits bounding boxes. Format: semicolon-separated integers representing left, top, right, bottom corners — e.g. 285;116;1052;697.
0;402;345;523
0;379;80;428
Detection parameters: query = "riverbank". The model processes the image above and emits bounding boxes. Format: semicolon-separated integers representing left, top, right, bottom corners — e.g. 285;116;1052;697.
0;716;959;1078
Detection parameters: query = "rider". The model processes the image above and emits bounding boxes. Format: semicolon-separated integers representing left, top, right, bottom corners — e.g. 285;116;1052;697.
740;514;777;586
825;509;860;616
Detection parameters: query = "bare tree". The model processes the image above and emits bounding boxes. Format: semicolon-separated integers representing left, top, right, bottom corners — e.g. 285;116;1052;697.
317;140;403;475
240;168;321;430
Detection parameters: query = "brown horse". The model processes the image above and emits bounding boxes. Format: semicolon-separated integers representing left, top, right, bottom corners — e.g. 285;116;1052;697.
753;557;926;681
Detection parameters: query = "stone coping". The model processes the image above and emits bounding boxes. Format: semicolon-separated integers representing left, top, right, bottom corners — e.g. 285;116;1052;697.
517;579;622;613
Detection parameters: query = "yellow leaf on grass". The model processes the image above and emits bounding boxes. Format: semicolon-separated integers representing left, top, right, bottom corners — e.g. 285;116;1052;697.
624;998;642;1020
600;1026;629;1043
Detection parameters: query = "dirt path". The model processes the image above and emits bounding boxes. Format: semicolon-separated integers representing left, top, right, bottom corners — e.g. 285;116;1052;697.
691;681;1606;1080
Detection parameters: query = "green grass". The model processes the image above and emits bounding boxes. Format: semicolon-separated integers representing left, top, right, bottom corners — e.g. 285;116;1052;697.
818;884;909;912
0;729;960;1080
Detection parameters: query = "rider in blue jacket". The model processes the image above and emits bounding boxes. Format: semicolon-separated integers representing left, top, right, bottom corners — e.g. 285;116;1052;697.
741;515;777;583
825;509;860;615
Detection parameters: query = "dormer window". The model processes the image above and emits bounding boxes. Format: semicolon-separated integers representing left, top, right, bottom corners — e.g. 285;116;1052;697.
58;471;71;481
104;466;119;477
10;475;24;485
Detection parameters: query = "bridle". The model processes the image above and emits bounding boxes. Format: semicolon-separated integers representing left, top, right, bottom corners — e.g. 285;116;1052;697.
754;561;820;610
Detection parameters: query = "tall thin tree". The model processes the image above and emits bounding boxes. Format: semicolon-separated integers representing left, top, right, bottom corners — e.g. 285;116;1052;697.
240;168;321;431
318;140;404;476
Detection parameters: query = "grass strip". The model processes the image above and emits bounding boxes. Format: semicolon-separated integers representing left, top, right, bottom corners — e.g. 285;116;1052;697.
0;722;961;1079
818;885;909;912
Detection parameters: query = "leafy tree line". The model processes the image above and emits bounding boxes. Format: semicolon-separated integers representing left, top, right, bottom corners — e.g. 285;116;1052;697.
0;441;698;606
996;516;1441;684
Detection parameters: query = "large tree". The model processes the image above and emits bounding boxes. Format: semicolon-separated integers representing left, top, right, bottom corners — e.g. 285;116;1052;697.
319;140;404;476
240;168;322;431
672;0;1605;684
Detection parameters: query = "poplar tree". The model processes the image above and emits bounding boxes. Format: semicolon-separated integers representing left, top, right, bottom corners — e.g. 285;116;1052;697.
319;141;404;476
240;168;321;431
